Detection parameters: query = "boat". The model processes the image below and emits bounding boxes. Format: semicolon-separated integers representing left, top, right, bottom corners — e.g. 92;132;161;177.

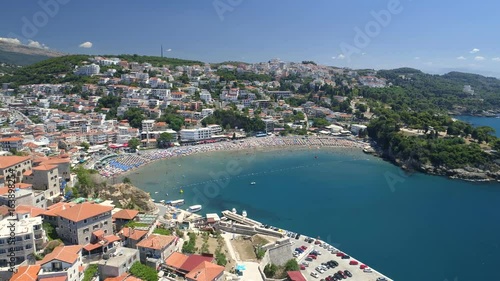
180;189;184;194
232;208;237;213
187;205;202;213
167;199;185;206
242;210;247;217
250;182;256;185
160;200;165;203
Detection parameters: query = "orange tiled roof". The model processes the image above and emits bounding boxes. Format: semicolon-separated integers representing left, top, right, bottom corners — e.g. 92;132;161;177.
33;164;57;171
57;202;113;222
16;205;45;217
0;156;31;169
10;265;41;281
165;252;188;269
136;234;175;250
120;227;148;241
112;209;139;220
40;245;82;265
0;137;23;142
104;273;143;281
185;261;225;281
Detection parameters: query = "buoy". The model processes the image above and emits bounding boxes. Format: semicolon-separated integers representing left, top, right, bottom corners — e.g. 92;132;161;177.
180;189;184;194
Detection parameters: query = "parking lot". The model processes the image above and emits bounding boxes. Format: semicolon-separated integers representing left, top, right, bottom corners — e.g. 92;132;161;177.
291;237;392;281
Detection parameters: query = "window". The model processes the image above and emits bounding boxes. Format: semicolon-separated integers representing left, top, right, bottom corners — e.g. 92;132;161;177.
53;261;62;270
0;249;6;254
83;219;87;224
0;239;4;244
85;237;89;241
25;244;32;249
15;237;22;242
25;234;30;240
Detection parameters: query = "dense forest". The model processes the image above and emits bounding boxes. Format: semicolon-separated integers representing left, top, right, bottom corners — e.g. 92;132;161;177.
112;54;203;67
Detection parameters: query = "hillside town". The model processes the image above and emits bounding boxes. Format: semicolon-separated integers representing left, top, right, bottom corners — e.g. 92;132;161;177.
0;56;390;281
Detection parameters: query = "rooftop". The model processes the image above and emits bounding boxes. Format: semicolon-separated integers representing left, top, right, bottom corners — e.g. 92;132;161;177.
40;245;82;265
98;247;139;268
185;261;225;281
56;202;113;222
0;155;31;169
136;234;176;250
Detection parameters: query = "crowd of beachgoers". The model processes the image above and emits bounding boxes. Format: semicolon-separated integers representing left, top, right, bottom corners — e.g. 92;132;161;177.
98;136;367;177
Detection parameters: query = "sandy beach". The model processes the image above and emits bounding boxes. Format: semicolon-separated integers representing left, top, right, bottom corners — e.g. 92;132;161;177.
99;135;367;179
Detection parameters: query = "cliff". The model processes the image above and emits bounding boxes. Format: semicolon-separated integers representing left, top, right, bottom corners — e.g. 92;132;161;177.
97;183;157;213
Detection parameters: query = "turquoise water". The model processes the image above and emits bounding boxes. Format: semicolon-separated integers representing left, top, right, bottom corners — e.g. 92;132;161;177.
130;146;500;281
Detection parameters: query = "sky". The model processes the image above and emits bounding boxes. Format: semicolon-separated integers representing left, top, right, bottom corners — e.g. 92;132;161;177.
1;0;500;77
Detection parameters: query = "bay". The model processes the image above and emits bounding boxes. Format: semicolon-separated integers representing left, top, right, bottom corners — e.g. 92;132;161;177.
129;145;500;281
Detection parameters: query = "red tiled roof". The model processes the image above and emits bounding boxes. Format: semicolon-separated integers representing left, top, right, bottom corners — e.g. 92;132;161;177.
180;254;215;272
287;271;307;281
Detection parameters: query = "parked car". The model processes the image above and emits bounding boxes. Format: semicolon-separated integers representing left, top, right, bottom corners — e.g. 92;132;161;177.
344;270;352;277
301;261;309;267
376;278;388;281
308;255;317;260
363;268;372;273
300;265;306;270
349;260;359;265
336;252;345;257
305;257;313;262
300;245;308;250
311;272;319;278
341;255;350;259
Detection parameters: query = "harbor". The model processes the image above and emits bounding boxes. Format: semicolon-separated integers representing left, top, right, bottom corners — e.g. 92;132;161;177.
156;203;393;281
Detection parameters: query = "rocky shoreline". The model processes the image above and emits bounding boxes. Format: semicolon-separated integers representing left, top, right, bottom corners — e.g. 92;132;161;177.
366;144;500;183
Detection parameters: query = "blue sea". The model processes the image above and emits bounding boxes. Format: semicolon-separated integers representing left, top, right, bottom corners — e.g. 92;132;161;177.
129;118;500;281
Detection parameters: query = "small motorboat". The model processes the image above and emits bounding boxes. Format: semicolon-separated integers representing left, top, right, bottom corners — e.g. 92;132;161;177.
250;182;256;185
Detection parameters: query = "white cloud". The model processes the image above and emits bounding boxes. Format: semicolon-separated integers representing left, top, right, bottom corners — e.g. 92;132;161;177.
361;52;366;56
337;54;346;60
79;41;93;48
414;57;421;60
331;56;336;60
470;48;480;54
166;48;172;52
474;56;485;61
27;40;48;49
492;57;500;62
457;56;466;60
0;37;22;45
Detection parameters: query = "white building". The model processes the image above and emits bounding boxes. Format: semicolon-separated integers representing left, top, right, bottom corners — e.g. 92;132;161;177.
200;90;213;103
350;124;367;135
75;64;100;76
141;120;155;133
207;124;223;134
0;215;46;269
201;108;214;117
38;245;84;281
180;128;212;142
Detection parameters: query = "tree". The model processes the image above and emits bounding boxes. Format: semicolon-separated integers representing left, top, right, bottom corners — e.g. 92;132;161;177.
122;177;131;184
284;259;299;271
128;138;141;151
264;263;278;278
80;142;90;151
157;132;175;148
129;262;158;281
123;108;145;128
